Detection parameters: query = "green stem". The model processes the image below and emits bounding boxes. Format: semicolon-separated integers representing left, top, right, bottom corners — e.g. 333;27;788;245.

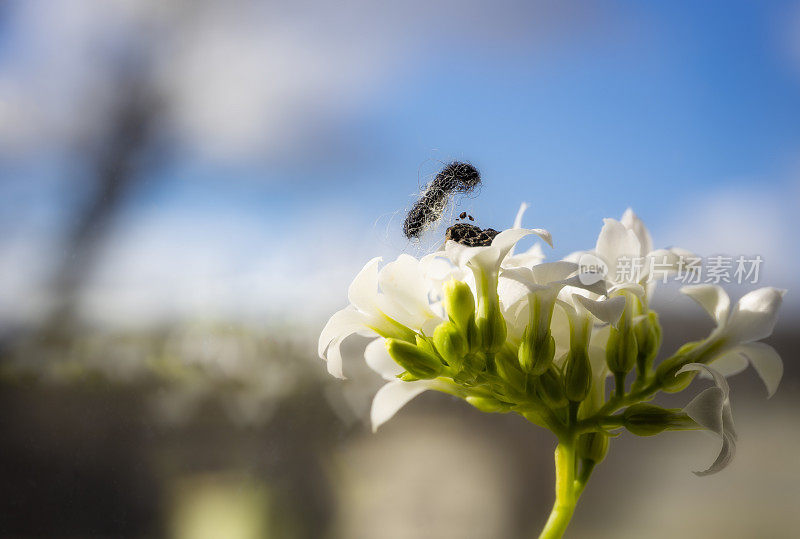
538;441;580;539
614;372;626;398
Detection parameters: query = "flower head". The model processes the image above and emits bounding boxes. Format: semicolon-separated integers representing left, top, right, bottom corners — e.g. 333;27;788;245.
678;363;737;476
679;285;785;396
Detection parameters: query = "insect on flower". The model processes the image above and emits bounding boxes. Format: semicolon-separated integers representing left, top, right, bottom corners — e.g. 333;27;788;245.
402;161;481;239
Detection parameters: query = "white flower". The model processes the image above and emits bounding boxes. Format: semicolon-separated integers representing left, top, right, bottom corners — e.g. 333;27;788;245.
570;208;691;302
318;255;441;379
680;285;785;397
365;338;454;431
678;363;737;476
321;204;553;428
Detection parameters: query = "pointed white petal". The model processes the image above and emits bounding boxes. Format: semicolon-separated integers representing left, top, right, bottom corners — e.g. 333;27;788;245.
492;228;535;257
679;363;730;400
678;363;736;475
680;285;730;325
348;257;382;313
371;380;437;432
683;386;726;435
318;307;370;359
530;261;578;285
560;274;607;296
608;282;646;298
499;268;539;307
574;294;626;327
724;288;786;343
377;254;432;327
364;337;404;380
563;250;585;264
444;240;488;269
620;208;653;256
503;242;546;269
513;202;529;229
706;351;749;377
736;342;783;398
693;432;736;477
595;219;642;280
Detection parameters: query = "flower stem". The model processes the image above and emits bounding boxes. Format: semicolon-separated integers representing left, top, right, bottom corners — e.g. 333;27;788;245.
538;441;580;539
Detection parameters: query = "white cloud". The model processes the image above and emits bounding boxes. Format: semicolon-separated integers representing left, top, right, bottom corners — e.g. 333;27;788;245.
0;0;612;163
655;177;800;302
76;205;401;329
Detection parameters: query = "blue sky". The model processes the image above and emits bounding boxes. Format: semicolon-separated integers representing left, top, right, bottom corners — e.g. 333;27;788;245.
1;0;799;326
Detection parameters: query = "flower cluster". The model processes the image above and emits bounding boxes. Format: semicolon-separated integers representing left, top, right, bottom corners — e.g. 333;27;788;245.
319;204;785;536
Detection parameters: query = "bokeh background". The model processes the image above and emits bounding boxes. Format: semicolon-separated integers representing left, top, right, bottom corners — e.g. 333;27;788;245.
1;1;799;537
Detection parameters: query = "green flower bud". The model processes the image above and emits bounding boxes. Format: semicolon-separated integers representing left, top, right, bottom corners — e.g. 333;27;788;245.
606;325;638;376
576;432;609;464
518;327;556;375
535;366;568;409
466;395;509;413
476;311;507;354
495;343;527;394
623;403;695;436
564;348;592;403
385;338;443;380
433;321;468;371
655;341;703;392
634;311;662;377
443;279;476;333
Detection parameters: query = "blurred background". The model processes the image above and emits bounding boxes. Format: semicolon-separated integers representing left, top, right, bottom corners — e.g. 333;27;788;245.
1;1;799;537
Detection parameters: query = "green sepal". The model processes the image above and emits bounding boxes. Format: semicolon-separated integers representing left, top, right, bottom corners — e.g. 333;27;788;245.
385;338;443;380
442;279;477;334
495;343;527;394
518;327;555;375
655;341;703;392
634;311;662;378
564;348;592;403
576;432;609;464
535;366;568;409
433;321;468;372
622;403;695;436
606;325;638;376
466;395;510;413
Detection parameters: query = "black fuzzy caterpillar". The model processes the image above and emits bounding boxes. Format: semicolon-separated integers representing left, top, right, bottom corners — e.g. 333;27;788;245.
403;161;481;239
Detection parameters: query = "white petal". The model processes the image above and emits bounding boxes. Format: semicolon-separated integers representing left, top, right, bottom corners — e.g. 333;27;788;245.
679;362;737;476
642;247;692;280
574;294;626;327
620;208;652;256
607;282;646;298
444;240;488;269
694;432;736;477
370;380;437;432
492;227;551;260
498;268;540;306
706;351;749;377
736;342;783;398
348;257;382;313
724;287;786;344
562;250;584;264
595;219;642;280
679;363;730;401
377;254;433;327
680;285;730;325
683;386;726;435
530;261;578;285
319;307;372;379
318;306;369;359
364;337;403;380
513;202;529;229
503;242;546;269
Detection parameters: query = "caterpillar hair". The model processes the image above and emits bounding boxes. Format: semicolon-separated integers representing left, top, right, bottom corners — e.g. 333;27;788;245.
403;161;481;239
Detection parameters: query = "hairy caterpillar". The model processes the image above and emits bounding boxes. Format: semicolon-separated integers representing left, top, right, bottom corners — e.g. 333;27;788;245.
402;161;481;239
